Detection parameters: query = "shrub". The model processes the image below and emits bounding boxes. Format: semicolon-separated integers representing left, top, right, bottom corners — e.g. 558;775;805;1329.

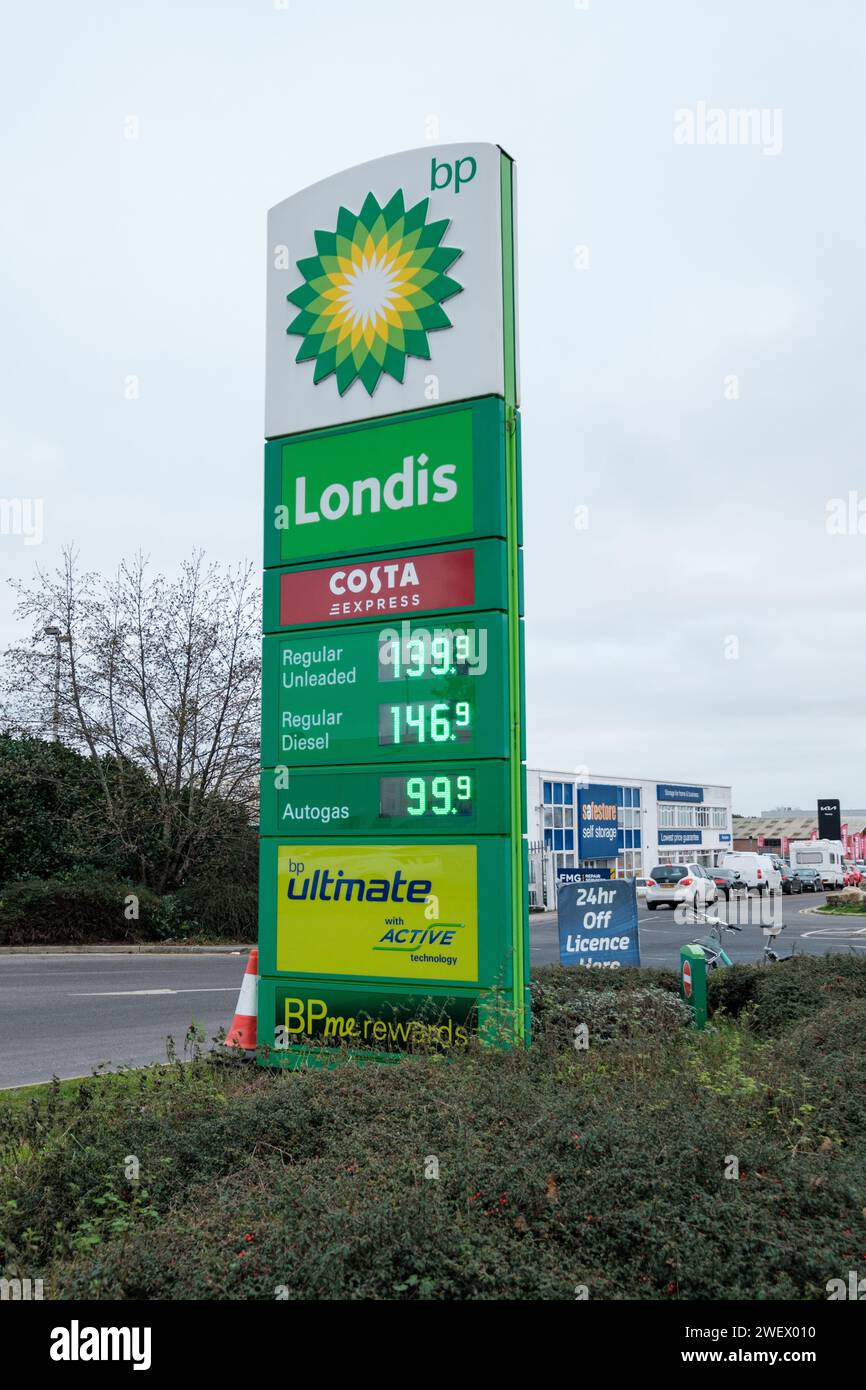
539;985;692;1049
0;870;162;944
707;962;765;1019
2;960;865;1300
531;965;679;1031
708;954;866;1035
175;877;257;941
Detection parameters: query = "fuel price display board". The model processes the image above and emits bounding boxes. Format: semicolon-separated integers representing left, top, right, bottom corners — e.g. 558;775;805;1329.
259;761;511;837
260;613;510;768
258;143;527;1061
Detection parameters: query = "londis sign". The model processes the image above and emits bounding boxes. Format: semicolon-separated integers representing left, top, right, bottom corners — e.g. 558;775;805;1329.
263;397;508;566
265;144;519;440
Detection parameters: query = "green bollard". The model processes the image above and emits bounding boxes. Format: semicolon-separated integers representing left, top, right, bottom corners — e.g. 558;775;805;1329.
680;943;708;1029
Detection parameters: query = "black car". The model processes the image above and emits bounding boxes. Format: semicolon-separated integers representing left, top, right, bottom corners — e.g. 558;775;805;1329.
780;864;803;895
794;867;822;892
711;867;746;900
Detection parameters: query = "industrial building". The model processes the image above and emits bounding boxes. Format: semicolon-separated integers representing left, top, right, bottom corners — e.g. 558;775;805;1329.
527;769;733;909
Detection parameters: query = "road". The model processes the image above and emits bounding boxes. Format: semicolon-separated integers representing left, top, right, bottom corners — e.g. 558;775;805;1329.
0;893;862;1089
530;890;866;969
0;952;248;1090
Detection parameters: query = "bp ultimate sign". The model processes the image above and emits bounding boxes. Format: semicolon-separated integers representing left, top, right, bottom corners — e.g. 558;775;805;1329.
258;145;526;1061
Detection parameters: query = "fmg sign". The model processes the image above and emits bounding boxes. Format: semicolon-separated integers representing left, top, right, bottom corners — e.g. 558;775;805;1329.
577;785;619;859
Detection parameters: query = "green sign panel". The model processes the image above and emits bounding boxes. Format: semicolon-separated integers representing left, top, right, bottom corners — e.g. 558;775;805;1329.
257;836;514;987
258;976;485;1054
261;612;510;768
258;146;526;1062
264;397;507;568
259;760;511;837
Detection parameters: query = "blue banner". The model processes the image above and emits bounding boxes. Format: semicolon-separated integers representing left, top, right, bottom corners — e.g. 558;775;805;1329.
659;830;702;846
558;878;640;969
719;833;731;843
578;784;619;858
556;867;615;885
657;784;703;803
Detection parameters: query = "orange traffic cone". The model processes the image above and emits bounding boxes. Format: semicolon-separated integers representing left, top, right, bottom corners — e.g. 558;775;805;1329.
226;947;258;1051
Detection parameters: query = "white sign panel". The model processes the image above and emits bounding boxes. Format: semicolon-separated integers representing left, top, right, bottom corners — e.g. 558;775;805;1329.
265;143;516;440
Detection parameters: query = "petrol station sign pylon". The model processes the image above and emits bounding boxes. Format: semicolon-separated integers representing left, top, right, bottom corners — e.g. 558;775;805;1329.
257;144;527;1062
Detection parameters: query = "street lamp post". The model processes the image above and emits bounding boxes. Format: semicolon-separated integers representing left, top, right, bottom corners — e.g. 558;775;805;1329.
43;626;71;742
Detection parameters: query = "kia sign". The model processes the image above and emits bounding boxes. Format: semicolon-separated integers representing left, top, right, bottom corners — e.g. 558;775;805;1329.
558;878;640;969
818;798;842;841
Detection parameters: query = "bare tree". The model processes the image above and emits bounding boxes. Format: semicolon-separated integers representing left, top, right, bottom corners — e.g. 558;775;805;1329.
3;548;260;892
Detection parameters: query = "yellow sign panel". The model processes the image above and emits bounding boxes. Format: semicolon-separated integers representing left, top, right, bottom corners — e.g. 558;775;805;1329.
276;843;478;982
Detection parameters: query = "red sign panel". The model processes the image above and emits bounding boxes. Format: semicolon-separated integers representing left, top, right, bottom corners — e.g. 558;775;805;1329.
682;959;692;998
279;548;475;626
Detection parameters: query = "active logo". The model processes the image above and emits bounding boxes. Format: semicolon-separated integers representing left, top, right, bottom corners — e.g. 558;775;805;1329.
286;189;463;395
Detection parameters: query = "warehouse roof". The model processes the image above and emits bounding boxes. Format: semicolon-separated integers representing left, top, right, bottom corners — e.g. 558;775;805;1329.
733;810;866;839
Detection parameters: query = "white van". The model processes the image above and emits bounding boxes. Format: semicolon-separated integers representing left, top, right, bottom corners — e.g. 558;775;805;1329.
788;839;845;889
718;851;781;894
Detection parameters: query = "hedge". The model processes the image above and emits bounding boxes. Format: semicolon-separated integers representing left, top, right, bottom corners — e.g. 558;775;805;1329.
0;872;163;945
1;959;864;1300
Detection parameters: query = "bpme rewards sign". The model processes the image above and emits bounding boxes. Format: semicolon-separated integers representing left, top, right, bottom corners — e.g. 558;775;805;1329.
258;144;527;1060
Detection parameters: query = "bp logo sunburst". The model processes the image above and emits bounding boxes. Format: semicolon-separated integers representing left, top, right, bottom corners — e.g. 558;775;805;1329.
286;189;463;396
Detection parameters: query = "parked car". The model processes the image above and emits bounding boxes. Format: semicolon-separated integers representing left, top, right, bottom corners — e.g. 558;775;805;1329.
779;864;803;895
646;864;718;912
718;850;782;895
843;865;863;887
711;866;747;900
634;877;650;899
793;866;822;892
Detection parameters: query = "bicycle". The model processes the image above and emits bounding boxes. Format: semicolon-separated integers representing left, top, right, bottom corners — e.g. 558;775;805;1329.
689;907;788;969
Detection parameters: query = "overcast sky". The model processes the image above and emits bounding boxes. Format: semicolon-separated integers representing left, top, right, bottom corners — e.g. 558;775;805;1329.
1;0;864;814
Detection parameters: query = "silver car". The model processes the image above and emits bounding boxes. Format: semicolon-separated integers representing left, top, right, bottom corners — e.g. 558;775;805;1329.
646;863;718;912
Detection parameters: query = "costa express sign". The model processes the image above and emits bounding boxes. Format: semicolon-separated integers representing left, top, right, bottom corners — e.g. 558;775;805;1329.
263;538;508;630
